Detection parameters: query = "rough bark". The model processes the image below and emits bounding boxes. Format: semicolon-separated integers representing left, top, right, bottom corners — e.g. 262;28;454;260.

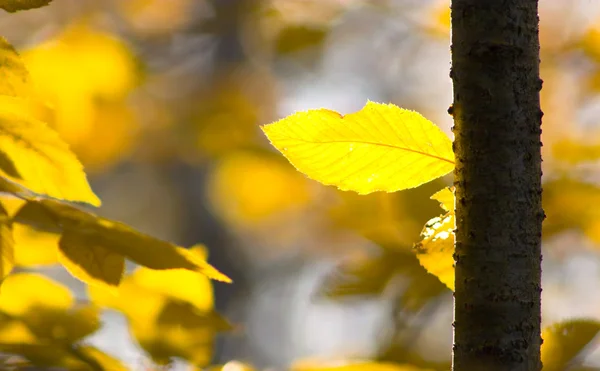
450;1;543;371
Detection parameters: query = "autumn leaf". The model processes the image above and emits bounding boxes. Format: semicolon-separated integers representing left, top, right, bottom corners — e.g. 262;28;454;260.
291;359;432;371
58;232;125;290
414;187;455;291
0;202;14;280
0;96;100;206
14;198;231;285
261;101;454;194
0;0;51;12
0;38;34;98
541;319;600;371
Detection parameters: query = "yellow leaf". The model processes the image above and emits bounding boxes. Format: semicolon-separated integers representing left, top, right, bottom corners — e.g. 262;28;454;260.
13;223;59;266
14;198;231;283
0;37;33;98
414;188;455;291
291;359;431;371
541;320;600;371
261;101;454;194
430;186;454;212
206;151;312;225
58;231;125;290
0;272;72;315
0;96;100;206
0;0;51;12
414;213;454;291
0;203;14;280
75;345;129;371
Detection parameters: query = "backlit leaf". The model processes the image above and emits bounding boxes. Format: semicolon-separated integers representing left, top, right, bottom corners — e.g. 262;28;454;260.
414;187;455;291
291;359;431;371
0;0;52;12
0;96;100;206
75;345;128;371
262;101;454;194
58;231;125;290
0;202;14;280
541;319;600;371
14;198;231;284
0;38;33;98
13;223;60;266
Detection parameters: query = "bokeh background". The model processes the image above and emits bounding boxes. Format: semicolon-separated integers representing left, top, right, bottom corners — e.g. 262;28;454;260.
4;0;600;369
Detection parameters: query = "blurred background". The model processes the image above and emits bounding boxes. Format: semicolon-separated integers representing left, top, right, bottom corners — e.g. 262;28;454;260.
3;0;600;370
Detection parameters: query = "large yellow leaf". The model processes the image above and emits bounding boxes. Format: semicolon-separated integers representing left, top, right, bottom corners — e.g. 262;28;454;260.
14;198;231;283
541;320;600;371
261;101;454;194
0;0;52;12
0;96;100;206
414;187;455;291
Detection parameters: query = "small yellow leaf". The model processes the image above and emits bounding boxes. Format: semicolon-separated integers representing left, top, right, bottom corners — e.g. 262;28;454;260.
15;198;231;283
430;186;454;212
291;359;431;371
262;101;454;194
0;37;33;98
541;320;600;371
0;0;52;12
0;272;73;315
0;96;100;206
75;346;129;371
13;223;60;266
0;203;14;280
58;231;125;290
414;213;454;291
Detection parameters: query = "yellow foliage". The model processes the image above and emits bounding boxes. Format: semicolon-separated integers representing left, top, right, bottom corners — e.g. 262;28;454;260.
414;187;455;291
206;151;312;225
291;359;432;371
22;24;138;171
0;203;14;280
13;198;231;286
88;252;228;366
13;223;59;266
0;37;34;98
262;101;454;194
541;320;600;371
0;0;51;12
0;96;100;206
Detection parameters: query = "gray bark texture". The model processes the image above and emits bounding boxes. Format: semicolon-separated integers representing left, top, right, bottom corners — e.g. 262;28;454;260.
450;1;543;371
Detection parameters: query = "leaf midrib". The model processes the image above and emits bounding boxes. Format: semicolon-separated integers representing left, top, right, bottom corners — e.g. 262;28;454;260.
286;138;455;165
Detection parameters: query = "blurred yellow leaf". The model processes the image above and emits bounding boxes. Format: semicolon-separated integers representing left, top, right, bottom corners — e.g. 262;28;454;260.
13;223;59;266
207;151;312;225
118;0;196;35
0;273;101;344
262;101;454;194
552;138;600;164
58;232;125;291
430;186;453;212
0;0;51;12
74;345;129;371
22;24;138;171
414;187;455;291
14;198;231;284
0;37;33;98
88;252;228;367
0;96;100;206
291;359;431;371
543;179;600;243
0;203;14;280
541;320;600;371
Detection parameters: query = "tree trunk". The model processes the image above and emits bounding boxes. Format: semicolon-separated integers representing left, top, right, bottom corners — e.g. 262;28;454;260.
451;1;543;371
